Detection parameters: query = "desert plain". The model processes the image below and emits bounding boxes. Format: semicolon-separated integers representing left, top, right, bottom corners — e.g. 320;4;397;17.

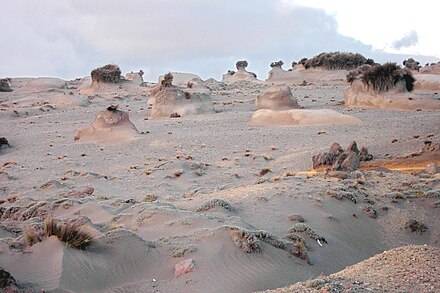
0;57;439;292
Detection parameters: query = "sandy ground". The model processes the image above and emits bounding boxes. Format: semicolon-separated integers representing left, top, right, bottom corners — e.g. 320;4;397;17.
0;75;439;292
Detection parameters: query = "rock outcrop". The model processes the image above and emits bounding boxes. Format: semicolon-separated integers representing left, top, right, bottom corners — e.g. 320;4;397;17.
312;141;373;171
0;78;12;92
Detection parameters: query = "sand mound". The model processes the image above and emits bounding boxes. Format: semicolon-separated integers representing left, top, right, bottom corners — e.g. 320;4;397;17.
149;73;214;118
256;85;300;110
6;78;66;93
414;74;440;91
222;60;259;83
250;109;360;126
150;88;214;118
264;245;439;293
420;62;440;75
74;106;139;144
344;79;440;110
267;65;347;84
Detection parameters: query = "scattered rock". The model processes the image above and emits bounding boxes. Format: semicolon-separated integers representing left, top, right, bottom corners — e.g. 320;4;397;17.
313;141;373;171
404;219;428;233
174;259;195;277
0;137;11;149
363;206;377;218
288;214;305;222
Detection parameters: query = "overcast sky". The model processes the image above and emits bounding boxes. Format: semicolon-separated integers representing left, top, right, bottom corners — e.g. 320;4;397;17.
1;0;438;81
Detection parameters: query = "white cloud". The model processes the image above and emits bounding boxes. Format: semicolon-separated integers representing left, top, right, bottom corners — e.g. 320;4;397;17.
0;0;438;81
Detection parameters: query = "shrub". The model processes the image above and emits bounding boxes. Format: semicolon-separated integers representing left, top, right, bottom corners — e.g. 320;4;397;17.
303;52;372;70
91;64;121;83
359;63;415;92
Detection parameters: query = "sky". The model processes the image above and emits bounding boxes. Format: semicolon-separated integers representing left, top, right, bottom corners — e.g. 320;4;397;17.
1;0;438;82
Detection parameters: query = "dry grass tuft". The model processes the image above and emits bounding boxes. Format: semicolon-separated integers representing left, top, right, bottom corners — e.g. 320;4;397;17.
23;218;94;249
44;218;93;249
91;64;121;83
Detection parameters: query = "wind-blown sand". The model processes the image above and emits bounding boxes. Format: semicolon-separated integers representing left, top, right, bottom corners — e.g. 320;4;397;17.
0;72;439;292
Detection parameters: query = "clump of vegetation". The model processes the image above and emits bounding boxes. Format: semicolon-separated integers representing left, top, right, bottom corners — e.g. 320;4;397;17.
302;52;374;70
197;198;233;212
348;63;415;92
403;58;420;71
228;227;261;253
161;72;173;87
24;218;93;249
107;104;119;112
293;239;310;264
404;219;428;234
289;223;327;244
91;64;121;83
288;214;305;222
253;230;287;249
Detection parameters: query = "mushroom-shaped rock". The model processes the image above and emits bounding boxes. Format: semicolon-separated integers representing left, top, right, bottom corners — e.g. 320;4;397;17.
256;85;300;110
74;106;139;144
345;63;440;110
222;60;258;83
267;61;291;81
125;71;144;85
250;109;361;126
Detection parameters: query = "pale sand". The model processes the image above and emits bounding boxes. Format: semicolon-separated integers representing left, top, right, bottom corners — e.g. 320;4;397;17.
0;73;439;292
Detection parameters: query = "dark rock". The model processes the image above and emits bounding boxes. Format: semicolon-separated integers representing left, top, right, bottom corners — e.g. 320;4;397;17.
404;219;428;233
312;141;372;171
0;137;10;149
0;79;12;92
363;206;377;218
0;268;17;289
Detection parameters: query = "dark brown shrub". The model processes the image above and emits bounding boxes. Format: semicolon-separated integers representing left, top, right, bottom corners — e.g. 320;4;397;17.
91;64;121;83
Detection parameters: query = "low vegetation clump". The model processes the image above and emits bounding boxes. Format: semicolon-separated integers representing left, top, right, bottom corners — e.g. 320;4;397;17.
347;63;415;92
302;52;374;70
91;64;121;83
228;227;261;253
161;72;174;87
197;198;233;212
289;223;327;244
24;218;94;249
